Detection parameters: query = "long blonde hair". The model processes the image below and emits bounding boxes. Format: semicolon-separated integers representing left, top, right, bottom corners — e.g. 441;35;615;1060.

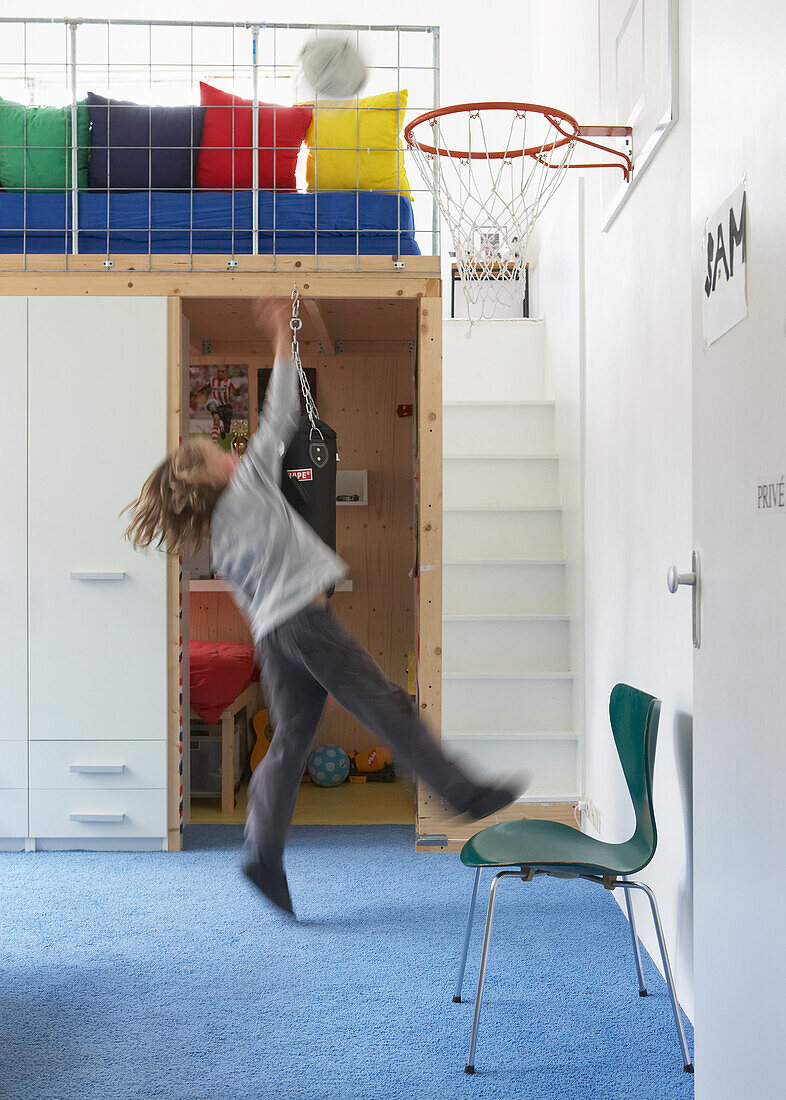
123;438;221;555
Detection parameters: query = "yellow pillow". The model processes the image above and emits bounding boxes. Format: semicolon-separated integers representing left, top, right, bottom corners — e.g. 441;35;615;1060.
303;89;412;199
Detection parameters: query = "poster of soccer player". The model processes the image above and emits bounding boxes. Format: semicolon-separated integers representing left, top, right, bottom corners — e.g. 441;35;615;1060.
189;365;249;451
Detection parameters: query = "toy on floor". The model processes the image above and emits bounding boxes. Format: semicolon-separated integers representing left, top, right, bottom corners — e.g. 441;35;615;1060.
250;709;273;771
308;745;350;787
348;746;395;783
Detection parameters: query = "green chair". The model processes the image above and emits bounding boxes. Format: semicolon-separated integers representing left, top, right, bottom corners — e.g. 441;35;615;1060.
454;683;693;1076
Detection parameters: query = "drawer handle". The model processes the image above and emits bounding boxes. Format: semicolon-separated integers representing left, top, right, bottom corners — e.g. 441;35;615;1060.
70;571;126;581
69;764;125;774
69;812;126;823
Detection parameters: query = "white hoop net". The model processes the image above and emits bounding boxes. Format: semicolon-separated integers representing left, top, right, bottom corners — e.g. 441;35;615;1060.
406;105;580;319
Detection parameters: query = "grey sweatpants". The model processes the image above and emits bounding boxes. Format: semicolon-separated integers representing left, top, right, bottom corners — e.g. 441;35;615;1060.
245;604;490;867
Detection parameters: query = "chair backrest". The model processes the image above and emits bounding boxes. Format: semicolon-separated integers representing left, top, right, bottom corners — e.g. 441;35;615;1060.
609;683;662;869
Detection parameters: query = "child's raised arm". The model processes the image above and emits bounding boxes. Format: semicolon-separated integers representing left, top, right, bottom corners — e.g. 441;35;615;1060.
244;298;300;477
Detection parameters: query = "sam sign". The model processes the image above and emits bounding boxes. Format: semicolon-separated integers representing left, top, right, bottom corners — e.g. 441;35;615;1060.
702;184;747;347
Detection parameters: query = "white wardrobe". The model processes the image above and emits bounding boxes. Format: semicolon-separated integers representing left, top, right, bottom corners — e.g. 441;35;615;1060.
1;296;170;851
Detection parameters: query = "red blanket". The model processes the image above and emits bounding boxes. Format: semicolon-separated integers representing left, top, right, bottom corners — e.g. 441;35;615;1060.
189;641;258;725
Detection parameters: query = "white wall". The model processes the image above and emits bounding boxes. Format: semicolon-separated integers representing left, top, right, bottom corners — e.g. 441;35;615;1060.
29;0;532;108
530;0;695;1019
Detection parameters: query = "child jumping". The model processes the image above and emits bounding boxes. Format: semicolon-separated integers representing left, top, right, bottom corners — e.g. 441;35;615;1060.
125;298;526;917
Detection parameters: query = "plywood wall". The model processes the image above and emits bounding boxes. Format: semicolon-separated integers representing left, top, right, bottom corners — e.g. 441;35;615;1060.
188;344;416;754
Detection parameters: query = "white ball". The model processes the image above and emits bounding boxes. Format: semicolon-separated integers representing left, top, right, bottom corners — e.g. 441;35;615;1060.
299;36;368;99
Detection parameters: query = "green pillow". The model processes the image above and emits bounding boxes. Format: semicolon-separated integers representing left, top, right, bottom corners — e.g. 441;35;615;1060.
0;98;90;191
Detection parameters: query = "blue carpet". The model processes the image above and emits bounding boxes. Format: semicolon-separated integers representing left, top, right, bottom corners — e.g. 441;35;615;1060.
0;826;694;1100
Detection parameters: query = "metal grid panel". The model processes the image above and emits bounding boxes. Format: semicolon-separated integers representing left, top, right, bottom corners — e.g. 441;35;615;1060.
0;18;440;272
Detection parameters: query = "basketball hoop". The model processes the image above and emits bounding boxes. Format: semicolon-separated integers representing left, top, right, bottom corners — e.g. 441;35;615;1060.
404;102;631;318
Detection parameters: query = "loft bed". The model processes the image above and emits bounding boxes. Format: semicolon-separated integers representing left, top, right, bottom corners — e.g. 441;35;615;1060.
3;18;447;851
0;18;438;269
0;190;419;256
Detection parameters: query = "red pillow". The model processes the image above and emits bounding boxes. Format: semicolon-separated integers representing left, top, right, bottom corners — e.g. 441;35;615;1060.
197;82;311;191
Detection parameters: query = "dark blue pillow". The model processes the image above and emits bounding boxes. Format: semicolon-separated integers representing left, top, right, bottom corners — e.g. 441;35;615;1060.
87;93;206;190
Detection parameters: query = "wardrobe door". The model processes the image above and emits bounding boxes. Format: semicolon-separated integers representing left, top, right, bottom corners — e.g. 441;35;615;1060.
27;298;169;842
0;298;29;843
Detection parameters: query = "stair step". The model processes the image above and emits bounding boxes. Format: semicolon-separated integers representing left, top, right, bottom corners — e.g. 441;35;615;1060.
443;508;563;560
444;505;561;511
444;453;559;460
443;676;573;732
441;734;578;797
444;455;559;509
443;672;573;680
443;562;566;616
442;729;578;741
444;404;556;459
443;613;571;673
443;320;546;402
443;559;566;566
443;400;554;407
443;614;570;621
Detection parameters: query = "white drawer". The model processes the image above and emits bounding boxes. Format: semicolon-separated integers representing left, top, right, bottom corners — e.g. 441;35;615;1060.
0;741;28;789
0;790;27;837
29;740;167;790
29;788;167;839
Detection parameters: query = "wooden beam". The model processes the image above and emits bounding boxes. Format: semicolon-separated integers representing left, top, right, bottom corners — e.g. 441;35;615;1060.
414;296;443;843
188;339;413;360
301;297;334;350
0;253;439;276
0;271;439;299
415;800;580;852
166;296;183;854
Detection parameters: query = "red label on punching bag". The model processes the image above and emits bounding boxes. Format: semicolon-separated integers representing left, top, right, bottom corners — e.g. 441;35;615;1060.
287;468;313;481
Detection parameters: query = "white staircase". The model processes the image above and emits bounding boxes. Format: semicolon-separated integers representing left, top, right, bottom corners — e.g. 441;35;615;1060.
441;320;580;802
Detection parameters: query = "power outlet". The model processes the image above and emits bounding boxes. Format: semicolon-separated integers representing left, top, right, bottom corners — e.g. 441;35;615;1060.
581;799;601;833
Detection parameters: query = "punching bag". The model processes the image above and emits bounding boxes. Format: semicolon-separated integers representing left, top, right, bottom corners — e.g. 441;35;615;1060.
281;415;338;551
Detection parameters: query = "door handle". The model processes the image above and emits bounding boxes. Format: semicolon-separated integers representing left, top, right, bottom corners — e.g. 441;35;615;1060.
667;550;701;649
69;764;125;774
70;571;126;581
69;813;126;823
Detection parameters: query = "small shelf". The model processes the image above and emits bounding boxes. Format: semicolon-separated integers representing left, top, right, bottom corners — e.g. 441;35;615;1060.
189;578;230;592
336;469;368;506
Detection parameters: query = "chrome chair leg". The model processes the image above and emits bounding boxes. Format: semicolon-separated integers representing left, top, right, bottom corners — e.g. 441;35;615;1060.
621;879;694;1074
454;867;482;1003
621;874;648;996
465;870;518;1075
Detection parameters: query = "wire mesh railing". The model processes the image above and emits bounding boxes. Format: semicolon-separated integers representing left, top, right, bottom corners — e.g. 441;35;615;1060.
0;18;440;272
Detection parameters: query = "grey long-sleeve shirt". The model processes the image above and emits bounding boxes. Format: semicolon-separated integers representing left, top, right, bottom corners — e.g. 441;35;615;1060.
210;356;348;641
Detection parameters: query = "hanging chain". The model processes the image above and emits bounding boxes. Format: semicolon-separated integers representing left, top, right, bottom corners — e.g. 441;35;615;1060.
290;284;322;437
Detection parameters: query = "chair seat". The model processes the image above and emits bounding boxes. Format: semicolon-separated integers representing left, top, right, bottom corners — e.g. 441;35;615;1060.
460;817;651;878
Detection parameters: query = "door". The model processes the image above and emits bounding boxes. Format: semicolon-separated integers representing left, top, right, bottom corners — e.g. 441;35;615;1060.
27;297;169;744
690;3;786;1095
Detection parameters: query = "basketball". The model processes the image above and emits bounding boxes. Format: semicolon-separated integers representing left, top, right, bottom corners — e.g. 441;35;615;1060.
308;745;351;787
299;36;368;99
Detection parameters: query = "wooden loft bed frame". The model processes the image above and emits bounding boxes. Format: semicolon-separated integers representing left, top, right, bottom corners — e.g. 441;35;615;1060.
5;258;442;852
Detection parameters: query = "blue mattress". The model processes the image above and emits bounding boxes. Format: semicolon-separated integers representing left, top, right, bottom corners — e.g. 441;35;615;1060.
0;190;420;255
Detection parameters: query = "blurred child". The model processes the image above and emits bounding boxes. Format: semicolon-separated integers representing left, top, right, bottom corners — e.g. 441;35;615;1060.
125;299;527;917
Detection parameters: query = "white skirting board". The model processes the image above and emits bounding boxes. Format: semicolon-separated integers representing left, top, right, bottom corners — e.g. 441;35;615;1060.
23;838;168;852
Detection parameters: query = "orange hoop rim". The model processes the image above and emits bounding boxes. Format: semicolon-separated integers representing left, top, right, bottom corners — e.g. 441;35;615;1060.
403;101;632;179
403;101;580;161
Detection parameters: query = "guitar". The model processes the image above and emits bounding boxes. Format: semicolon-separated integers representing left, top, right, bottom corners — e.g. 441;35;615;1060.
250;709;273;772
